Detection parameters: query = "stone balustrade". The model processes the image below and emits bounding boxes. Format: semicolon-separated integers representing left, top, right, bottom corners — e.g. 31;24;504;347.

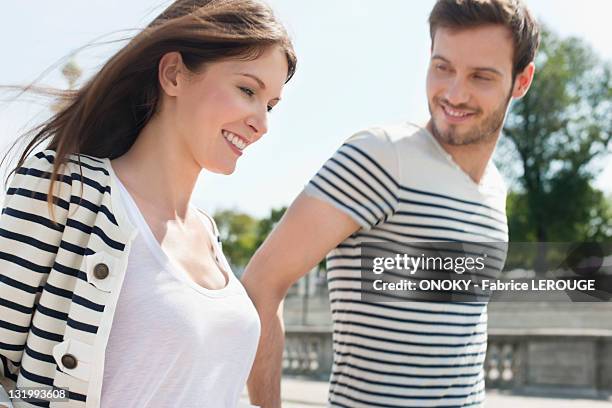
282;326;333;380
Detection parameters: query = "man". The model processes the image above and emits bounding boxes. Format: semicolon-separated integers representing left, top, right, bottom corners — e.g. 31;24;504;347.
242;0;540;406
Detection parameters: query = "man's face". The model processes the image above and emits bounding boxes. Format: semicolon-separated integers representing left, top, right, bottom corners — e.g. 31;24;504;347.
426;25;521;146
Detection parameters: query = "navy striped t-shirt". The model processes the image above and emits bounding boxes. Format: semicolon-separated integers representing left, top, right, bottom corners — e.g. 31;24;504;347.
303;122;508;407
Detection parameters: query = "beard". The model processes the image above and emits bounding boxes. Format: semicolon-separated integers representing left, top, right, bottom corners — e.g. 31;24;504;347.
428;92;512;146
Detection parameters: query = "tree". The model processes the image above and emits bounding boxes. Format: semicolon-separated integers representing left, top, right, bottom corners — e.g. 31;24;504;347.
500;27;612;243
214;206;289;269
254;206;287;248
51;60;82;113
214;209;258;268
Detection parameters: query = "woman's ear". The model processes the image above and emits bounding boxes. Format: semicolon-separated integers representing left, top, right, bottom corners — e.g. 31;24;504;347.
158;51;184;97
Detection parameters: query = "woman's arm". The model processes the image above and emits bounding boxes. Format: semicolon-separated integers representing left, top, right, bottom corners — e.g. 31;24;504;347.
241;191;360;408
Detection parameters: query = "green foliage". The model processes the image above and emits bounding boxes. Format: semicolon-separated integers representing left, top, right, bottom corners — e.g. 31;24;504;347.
254;207;287;248
213;210;258;268
500;26;612;242
214;207;288;268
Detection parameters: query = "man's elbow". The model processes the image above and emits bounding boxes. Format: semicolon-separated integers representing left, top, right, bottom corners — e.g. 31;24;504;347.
242;274;286;317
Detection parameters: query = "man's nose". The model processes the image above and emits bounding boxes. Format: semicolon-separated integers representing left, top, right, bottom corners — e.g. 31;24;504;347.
444;77;470;106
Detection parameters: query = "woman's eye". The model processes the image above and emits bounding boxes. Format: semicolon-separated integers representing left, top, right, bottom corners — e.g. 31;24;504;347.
436;64;448;72
240;87;255;97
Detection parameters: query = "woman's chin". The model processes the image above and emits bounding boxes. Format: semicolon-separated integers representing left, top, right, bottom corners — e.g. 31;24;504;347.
210;164;237;176
199;157;238;175
220;168;236;175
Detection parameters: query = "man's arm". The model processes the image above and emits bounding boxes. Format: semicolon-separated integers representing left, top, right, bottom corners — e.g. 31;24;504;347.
241;191;360;408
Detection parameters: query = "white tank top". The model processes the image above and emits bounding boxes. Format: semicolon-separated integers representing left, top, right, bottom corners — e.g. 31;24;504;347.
100;178;261;408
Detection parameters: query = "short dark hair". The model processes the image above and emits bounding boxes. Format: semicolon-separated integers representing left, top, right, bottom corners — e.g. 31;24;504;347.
428;0;540;77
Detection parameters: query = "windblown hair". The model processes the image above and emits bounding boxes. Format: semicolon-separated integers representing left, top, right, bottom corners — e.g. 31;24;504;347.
4;0;296;216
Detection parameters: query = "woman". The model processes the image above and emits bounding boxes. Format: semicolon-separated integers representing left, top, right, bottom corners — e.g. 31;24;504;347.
0;1;296;407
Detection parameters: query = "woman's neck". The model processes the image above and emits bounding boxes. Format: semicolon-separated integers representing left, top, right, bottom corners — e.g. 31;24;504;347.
111;115;200;221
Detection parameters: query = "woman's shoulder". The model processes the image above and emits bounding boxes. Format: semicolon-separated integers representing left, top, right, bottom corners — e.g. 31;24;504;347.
10;150;113;205
20;149;109;175
25;149;112;183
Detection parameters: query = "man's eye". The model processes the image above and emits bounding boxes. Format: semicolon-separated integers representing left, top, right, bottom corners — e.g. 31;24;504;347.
436;64;449;72
474;75;491;81
267;105;273;113
240;87;255;97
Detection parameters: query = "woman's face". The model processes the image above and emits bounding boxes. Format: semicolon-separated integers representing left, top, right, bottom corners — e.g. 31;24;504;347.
163;46;289;175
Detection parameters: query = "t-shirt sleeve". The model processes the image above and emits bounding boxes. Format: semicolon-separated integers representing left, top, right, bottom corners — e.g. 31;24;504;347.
303;127;399;231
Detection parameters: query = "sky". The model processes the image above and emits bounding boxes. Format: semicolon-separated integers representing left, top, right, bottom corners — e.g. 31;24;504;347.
1;0;611;217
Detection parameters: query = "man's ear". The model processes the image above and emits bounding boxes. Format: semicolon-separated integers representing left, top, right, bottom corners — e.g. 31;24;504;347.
511;61;535;99
158;51;184;97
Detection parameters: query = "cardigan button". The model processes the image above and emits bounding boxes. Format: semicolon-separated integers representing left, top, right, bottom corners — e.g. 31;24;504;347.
93;263;109;280
61;353;78;370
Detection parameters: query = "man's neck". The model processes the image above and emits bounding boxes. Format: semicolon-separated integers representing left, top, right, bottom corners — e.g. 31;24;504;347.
426;121;499;184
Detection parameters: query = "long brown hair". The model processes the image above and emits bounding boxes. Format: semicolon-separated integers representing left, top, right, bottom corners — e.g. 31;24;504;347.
4;0;296;215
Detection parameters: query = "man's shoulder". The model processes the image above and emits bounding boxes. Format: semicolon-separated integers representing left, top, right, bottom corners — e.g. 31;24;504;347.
335;122;431;177
346;122;427;149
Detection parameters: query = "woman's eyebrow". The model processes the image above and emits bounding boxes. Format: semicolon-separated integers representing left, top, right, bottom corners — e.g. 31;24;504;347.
237;73;266;90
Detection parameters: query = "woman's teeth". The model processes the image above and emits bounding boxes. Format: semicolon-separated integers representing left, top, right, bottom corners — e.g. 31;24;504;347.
222;130;246;150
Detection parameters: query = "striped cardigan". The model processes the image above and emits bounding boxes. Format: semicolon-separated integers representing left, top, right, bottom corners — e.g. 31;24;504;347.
1;150;139;407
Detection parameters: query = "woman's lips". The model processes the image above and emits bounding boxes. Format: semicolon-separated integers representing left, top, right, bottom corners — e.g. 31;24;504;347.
224;137;243;156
